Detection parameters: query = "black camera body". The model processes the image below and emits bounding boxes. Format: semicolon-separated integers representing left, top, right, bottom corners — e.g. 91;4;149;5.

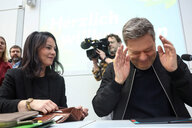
81;38;109;60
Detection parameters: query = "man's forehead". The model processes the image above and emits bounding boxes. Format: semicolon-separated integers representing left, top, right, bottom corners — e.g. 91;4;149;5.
127;42;155;52
108;36;117;42
11;48;21;51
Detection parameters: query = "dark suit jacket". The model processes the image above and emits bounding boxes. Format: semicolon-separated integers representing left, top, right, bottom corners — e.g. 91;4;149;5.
92;54;192;119
0;68;67;113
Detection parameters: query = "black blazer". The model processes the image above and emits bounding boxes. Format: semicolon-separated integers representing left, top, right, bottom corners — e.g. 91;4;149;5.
0;68;67;113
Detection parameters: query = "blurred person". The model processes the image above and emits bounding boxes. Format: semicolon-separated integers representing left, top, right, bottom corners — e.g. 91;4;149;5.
92;34;122;81
92;17;192;120
0;36;11;86
9;45;22;68
0;31;88;118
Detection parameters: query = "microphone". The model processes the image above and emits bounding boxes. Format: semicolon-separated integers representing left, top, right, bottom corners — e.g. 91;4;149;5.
181;54;192;61
80;41;91;49
80;38;92;49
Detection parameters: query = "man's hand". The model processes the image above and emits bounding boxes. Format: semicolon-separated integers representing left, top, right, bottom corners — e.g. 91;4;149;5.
96;49;106;60
92;58;100;72
158;35;177;72
114;45;130;84
92;58;98;65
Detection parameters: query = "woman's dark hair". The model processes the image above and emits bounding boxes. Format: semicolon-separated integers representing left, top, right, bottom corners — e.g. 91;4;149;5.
22;31;63;78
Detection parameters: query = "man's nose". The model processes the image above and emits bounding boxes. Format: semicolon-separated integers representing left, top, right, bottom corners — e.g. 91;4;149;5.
139;52;147;61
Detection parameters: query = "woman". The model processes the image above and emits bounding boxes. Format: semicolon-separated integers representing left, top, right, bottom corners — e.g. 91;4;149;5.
0;36;12;86
0;32;88;118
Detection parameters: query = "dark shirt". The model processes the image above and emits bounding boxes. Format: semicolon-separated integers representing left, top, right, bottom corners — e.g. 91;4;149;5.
124;67;174;119
32;77;49;99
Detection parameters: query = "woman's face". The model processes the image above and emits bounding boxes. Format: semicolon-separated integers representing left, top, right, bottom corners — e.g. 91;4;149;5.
0;38;6;56
38;37;56;68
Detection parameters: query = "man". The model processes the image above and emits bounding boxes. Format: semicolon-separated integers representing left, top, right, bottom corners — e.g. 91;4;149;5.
92;17;192;120
9;45;22;68
92;34;122;81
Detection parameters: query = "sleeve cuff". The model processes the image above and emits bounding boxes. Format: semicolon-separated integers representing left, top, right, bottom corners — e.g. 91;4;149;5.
110;80;123;92
168;66;185;80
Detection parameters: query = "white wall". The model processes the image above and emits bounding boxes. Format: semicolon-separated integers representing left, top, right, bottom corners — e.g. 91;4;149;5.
65;75;100;120
0;0;23;52
178;0;192;116
0;0;192;120
179;0;192;70
22;0;40;44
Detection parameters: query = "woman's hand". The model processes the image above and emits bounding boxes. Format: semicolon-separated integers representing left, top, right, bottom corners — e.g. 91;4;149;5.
18;99;59;114
30;99;59;114
75;106;88;119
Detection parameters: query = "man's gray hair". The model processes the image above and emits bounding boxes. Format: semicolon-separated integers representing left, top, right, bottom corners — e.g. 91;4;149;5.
122;17;155;45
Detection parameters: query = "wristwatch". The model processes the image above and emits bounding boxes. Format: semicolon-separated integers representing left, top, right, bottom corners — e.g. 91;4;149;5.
26;98;33;111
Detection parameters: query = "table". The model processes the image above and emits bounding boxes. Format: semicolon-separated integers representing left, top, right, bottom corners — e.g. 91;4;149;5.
51;120;192;128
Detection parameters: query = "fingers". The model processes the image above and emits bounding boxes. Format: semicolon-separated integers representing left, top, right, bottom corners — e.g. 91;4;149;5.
117;45;123;64
83;108;88;117
75;106;83;110
96;49;104;54
96;49;100;54
75;106;88;119
123;47;128;58
125;55;130;65
114;45;129;78
164;44;175;55
43;100;58;114
41;108;48;115
48;100;59;111
82;108;88;119
115;45;123;60
159;35;173;47
159;44;176;56
157;45;164;56
115;45;128;65
96;49;102;52
31;100;58;114
159;35;176;55
159;35;170;44
96;49;106;60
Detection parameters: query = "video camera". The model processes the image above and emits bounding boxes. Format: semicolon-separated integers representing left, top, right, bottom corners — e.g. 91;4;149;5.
81;38;109;60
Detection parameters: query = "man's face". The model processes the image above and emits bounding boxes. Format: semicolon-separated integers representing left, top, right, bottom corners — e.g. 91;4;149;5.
10;48;21;62
108;36;121;56
126;34;156;70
